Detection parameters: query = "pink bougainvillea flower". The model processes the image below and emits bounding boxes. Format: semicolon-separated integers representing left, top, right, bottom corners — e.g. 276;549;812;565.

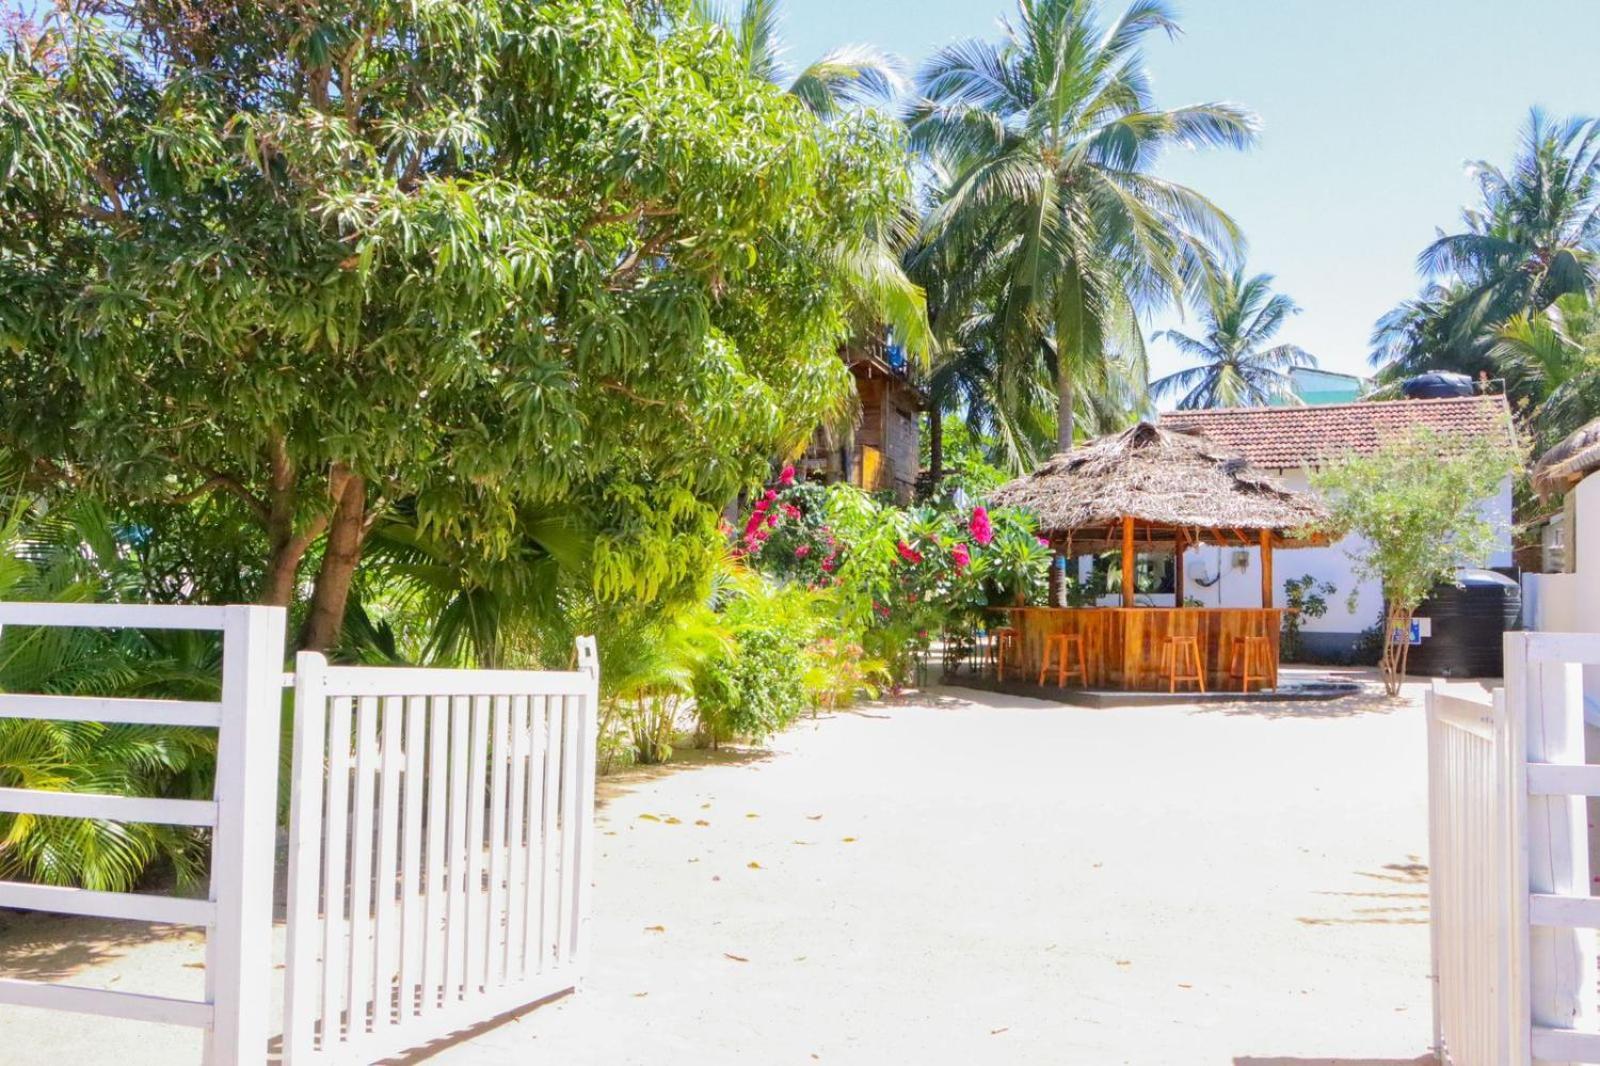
779;465;796;486
765;512;779;528
951;542;971;571
763;489;778;502
969;506;994;546
1037;536;1051;549
794;544;811;559
896;540;924;565
782;503;801;519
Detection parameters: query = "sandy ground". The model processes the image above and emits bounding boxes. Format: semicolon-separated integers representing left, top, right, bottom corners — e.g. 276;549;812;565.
1;669;1441;1066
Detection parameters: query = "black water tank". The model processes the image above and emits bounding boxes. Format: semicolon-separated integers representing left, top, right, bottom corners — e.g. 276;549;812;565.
1402;371;1475;399
1406;569;1522;678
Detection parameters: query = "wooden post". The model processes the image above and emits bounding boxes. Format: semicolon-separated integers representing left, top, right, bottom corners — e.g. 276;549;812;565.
1173;537;1185;605
1122;516;1135;607
1259;529;1273;609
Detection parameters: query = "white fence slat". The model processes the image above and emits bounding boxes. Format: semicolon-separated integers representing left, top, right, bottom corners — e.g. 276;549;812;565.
572;637;599;971
1532;894;1600;929
0;787;217;826
399;695;427;1025
372;696;405;1034
1534;1027;1600;1061
422;695;449;1014
519;695;547;976
317;667;591;698
444;695;470;1005
487;694;511;989
506;694;530;980
464;694;491;993
0;693;222;727
0;978;214;1028
284;652;330;1062
319;695;354;1047
558;693;581;963
346;696;380;1037
0;881;212;925
0;601;232;630
1528;763;1600;797
539;696;563;973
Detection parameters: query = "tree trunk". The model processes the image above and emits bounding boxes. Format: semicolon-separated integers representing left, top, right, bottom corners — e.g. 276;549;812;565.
257;436;327;607
299;467;366;652
927;403;944;484
1057;371;1074;453
1380;604;1413;697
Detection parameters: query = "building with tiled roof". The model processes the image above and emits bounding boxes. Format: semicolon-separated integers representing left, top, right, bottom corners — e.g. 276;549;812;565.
1161;394;1512;470
1149;393;1515;663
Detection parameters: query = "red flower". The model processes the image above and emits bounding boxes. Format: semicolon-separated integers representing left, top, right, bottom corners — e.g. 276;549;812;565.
951;542;971;570
795;544;811;559
765;512;779;528
782;503;801;519
969;506;994;546
779;465;796;486
896;540;924;564
1037;536;1051;549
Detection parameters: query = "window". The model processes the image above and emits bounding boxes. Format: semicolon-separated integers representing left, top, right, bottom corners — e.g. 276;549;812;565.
1090;551;1176;595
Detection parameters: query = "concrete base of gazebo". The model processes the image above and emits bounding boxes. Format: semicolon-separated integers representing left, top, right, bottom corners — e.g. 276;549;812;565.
946;668;1358;708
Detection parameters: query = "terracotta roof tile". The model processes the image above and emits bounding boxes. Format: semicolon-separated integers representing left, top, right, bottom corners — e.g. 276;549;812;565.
1160;395;1512;469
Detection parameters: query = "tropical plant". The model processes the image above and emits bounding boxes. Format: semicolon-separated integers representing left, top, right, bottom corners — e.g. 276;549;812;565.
1151;269;1315;409
1280;574;1336;661
1372;111;1600;382
694;572;819;743
907;0;1255;451
0;494;220;890
1310;421;1524;695
1489;291;1600;448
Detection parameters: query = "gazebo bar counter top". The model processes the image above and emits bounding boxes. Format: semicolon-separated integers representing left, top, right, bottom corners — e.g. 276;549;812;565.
987;423;1328;692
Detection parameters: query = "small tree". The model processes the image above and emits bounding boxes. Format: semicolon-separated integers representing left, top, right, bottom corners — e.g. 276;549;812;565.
1311;422;1523;695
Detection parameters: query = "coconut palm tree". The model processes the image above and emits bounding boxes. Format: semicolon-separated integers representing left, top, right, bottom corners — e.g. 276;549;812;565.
700;0;906;118
1489;291;1600;447
1400;111;1600;361
907;0;1256;451
1151;268;1314;409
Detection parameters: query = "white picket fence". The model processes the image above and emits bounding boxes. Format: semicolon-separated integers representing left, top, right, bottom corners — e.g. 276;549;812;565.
282;641;599;1065
0;603;287;1066
1429;631;1600;1065
0;602;598;1066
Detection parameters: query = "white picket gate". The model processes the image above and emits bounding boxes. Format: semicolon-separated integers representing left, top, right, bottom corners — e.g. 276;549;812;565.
0;603;286;1066
281;640;599;1065
1429;631;1600;1065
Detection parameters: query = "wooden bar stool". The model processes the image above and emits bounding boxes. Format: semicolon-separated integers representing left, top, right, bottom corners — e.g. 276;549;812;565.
1038;632;1086;687
1160;611;1206;693
1227;614;1274;693
992;627;1020;681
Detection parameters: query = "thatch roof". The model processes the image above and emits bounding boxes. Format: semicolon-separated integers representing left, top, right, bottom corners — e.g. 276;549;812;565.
1532;416;1600;498
989;421;1328;546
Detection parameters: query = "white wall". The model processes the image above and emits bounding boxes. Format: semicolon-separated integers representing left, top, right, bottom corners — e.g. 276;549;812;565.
1081;470;1516;643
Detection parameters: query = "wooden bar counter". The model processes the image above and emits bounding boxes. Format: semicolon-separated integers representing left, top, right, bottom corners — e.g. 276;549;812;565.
997;607;1285;691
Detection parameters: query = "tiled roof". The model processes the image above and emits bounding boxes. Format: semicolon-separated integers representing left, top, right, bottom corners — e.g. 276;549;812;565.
1160;394;1512;469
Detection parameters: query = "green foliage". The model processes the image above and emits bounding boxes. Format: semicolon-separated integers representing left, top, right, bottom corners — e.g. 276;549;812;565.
0;494;219;890
694;578;816;743
1280;574;1336;661
1311;422;1524;694
907;0;1255;451
0;0;918;649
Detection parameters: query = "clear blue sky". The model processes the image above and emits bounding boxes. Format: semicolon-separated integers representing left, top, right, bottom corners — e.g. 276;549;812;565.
781;0;1600;394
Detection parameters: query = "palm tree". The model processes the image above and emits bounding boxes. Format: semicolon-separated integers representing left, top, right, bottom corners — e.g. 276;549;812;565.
1151;268;1314;409
907;0;1256;451
1375;111;1600;382
1489;291;1600;447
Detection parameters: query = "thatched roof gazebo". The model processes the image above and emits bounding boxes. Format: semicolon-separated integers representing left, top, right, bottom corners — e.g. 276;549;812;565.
1531;415;1600;498
990;421;1328;607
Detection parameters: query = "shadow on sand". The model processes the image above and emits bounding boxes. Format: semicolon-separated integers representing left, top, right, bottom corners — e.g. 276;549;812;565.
0;912;202;981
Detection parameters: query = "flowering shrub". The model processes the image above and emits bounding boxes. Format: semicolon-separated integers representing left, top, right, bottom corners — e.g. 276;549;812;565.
727;476;1050;685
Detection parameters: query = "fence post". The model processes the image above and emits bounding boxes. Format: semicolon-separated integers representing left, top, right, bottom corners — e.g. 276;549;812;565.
572;636;599;978
206;606;287;1066
1425;687;1443;1061
1510;631;1596;1061
283;652;330;1063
